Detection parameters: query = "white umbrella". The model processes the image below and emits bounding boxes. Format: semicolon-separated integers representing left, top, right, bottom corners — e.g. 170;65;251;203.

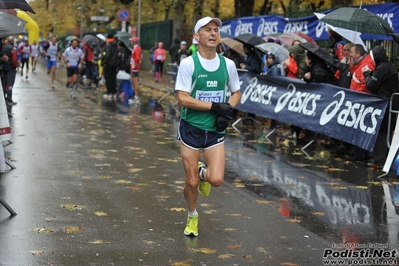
315;12;366;50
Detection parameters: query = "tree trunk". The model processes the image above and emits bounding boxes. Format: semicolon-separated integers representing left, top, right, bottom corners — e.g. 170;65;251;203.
193;0;205;27
259;0;270;15
213;0;221;18
172;0;188;41
235;0;254;17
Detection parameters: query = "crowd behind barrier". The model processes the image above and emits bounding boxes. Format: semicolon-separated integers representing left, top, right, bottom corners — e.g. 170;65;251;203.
233;71;389;152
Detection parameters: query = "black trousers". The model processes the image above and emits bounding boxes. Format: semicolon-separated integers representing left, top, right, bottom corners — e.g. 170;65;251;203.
103;66;117;94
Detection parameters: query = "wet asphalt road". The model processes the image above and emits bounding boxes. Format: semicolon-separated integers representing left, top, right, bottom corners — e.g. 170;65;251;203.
0;62;398;266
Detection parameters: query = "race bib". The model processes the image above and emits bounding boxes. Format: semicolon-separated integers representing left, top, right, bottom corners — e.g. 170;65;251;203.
196;90;223;103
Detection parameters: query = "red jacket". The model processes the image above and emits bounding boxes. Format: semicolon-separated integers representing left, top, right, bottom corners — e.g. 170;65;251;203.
284;57;298;78
130;44;142;71
350;54;375;94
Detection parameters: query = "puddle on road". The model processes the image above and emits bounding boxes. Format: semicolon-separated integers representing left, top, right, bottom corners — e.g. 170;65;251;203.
94;88;399;249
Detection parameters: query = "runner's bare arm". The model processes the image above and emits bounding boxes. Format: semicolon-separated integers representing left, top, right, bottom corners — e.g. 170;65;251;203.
228;90;241;108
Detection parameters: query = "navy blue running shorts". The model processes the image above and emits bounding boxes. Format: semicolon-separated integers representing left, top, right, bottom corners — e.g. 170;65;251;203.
177;119;225;150
67;67;79;77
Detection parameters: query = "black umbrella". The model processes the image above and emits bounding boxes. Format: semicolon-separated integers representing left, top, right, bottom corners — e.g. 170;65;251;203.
117;31;133;51
299;42;340;69
0;11;26;38
234;33;266;47
0;0;35;13
320;7;393;36
82;35;101;49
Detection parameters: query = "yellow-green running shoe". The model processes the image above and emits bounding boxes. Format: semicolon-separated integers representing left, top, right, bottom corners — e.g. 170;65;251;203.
198;162;211;197
184;214;199;236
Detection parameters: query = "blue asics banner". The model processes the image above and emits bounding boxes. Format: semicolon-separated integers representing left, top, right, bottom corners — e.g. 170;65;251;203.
221;3;399;41
236;71;389;151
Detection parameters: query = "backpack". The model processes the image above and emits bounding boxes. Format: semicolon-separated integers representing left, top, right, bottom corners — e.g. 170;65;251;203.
104;41;119;67
122;47;131;73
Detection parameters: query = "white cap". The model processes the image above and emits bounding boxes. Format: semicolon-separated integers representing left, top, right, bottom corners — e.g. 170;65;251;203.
194;16;222;33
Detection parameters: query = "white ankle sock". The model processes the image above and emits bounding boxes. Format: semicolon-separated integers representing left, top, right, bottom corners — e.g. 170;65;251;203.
188;210;198;216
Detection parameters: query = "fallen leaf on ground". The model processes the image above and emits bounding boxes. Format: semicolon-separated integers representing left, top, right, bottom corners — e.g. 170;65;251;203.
171;262;191;266
70;170;82;175
226;213;242;217
157;194;170;199
32;227;54;233
256;200;272;204
114;180;132;184
170;207;186;212
64;226;84;233
233;183;245;188
128;168;143;173
312;212;326;216
331;186;348;190
286;218;301;223
218;254;236;259
127;186;142;191
62;204;85;211
281;262;299;266
191;248;217;254
30;250;45;255
94;211;108;216
326;167;348;172
228;243;242;249
224;228;236;232
87;240;111;244
100;175;112;179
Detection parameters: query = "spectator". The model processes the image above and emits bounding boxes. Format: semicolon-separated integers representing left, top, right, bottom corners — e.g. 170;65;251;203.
149;42;158;77
328;28;346;61
344;44;376;161
282;51;298;78
0;36;18;105
288;44;308;79
169;38;180;83
334;43;353;88
265;52;281;76
153;42;166;82
226;48;243;69
349;44;375;93
101;33;119;100
303;50;338;85
174;40;189;67
83;41;95;89
240;44;262;74
188;38;198;55
130;36;142;102
363;45;399;167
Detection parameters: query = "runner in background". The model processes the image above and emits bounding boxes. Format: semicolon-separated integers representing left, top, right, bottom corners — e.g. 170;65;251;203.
43;36;60;89
30;40;40;72
19;41;31;79
62;39;83;99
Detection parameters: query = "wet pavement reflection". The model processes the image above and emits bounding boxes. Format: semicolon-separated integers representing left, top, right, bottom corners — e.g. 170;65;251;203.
94;87;399;249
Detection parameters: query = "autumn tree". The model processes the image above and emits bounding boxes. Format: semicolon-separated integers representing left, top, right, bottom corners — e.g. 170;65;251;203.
235;0;255;17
